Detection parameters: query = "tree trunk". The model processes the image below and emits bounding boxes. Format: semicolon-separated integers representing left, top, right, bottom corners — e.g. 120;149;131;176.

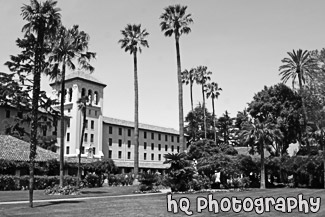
323;139;325;189
298;72;309;152
260;140;266;189
202;84;207;139
212;97;216;144
77;105;86;187
175;35;185;151
190;82;193;112
60;59;66;187
133;52;139;176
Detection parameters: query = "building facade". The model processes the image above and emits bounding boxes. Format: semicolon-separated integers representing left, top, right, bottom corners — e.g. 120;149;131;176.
49;71;182;173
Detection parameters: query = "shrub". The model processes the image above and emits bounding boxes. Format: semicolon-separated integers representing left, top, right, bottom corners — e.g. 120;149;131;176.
84;173;100;188
138;173;158;191
0;175;17;190
44;185;80;195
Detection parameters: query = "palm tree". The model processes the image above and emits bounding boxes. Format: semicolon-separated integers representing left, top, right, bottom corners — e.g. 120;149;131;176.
77;96;89;187
49;24;95;186
241;118;283;189
181;68;196;111
118;24;149;176
160;5;193;151
206;82;222;143
21;0;61;207
195;66;211;139
279;49;315;151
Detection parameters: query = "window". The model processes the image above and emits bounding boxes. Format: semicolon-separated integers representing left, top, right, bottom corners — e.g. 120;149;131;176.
177;146;180;153
93;147;96;155
171;136;174;142
165;145;168;151
144;131;147;139
158;144;161;151
84;133;88;142
151;132;154;140
85;120;88;129
144;153;147;160
67;133;70;141
95;111;97;116
158;154;161;161
109;150;112;158
67;118;70;128
151;143;154;150
5;110;10;118
128;140;131;148
90;134;94;143
43;128;47;137
109;126;112;134
118;151;122;159
66;146;70;154
128;129;131;137
109;138;112;146
88;109;91;115
17;111;23;118
127;152;131;159
91;120;94;129
118;139;122;147
177;136;180;143
69;88;72;102
171;145;174;152
81;146;85;154
165;135;168;141
118;128;122;135
68;109;71;113
144;142;147;149
158;134;161;140
151;153;154;161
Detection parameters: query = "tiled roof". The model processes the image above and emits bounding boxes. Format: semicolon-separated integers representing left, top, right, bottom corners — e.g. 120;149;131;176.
50;71;106;87
0;135;59;162
103;116;180;135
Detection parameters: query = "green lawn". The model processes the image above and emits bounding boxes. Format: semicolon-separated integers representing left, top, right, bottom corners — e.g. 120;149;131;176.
0;188;324;216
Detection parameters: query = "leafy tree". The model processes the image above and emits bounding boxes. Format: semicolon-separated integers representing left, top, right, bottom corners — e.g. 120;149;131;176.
184;104;214;142
48;24;95;186
241;119;283;189
195;66;211;139
181;68;196;111
216;111;236;145
6;0;61;207
118;24;149;176
160;5;193;151
247;83;302;156
205;82;222;143
279;49;316;152
76;96;88;186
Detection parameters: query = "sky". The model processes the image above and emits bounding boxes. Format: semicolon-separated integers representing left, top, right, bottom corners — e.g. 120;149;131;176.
1;0;325;130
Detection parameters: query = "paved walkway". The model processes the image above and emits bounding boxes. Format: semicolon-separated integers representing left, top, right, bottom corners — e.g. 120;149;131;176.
0;192;165;205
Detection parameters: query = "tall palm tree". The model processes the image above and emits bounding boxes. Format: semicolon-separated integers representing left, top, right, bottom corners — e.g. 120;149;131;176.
195;66;211;139
118;24;149;176
279;49;315;151
21;0;61;207
77;96;89;187
181;68;196;111
241;119;283;189
206;82;222;143
160;5;193;151
49;24;95;186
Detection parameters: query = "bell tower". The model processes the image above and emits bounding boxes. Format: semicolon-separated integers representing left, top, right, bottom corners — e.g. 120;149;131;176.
50;71;107;159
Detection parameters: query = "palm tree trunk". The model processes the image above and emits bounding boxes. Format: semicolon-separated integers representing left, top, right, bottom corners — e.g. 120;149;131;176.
298;73;309;152
202;84;207;139
260;140;266;189
78;106;86;187
60;59;66;187
175;35;185;151
133;52;139;176
190;82;193;112
212;97;216;143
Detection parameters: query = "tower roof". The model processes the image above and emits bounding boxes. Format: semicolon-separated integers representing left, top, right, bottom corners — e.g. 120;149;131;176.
50;71;107;87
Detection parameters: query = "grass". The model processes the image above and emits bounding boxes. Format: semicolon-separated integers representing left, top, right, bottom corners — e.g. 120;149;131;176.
0;187;324;216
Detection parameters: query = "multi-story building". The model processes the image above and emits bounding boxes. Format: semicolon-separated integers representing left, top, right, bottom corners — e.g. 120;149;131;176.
48;71;182;173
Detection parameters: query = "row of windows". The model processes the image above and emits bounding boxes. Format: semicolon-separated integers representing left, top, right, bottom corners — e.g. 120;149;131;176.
108;139;179;152
108;150;163;161
66;146;96;155
108;126;179;143
66;133;95;143
67;108;98;117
